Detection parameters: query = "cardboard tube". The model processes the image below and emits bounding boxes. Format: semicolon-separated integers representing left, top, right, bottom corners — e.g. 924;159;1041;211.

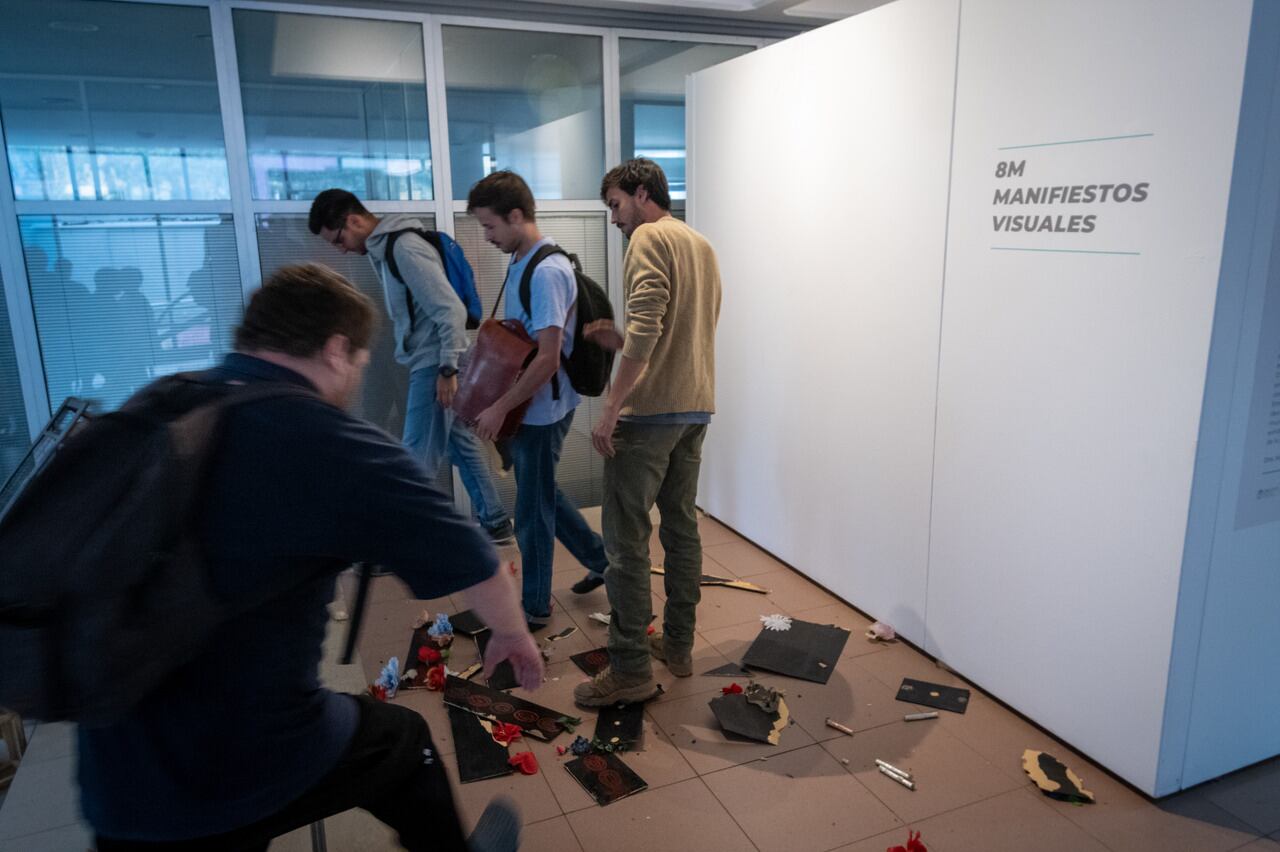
878;765;916;790
904;712;939;722
825;718;855;736
874;758;913;780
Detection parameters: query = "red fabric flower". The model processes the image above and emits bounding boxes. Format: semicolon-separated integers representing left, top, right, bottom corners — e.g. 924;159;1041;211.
425;664;446;691
369;684;388;702
647;624;656;635
508;751;539;775
887;830;926;852
417;646;442;665
490;722;523;746
722;683;744;695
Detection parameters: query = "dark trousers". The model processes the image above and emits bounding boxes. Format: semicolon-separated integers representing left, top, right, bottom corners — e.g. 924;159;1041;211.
95;697;466;852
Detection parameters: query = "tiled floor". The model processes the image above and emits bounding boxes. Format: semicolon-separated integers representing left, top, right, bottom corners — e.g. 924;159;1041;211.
304;509;1280;852
2;509;1278;851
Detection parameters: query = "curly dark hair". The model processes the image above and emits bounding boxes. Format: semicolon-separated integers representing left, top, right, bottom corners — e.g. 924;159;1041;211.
600;158;671;210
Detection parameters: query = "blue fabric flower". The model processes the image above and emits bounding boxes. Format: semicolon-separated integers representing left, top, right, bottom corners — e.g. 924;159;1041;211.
428;613;453;638
376;656;401;697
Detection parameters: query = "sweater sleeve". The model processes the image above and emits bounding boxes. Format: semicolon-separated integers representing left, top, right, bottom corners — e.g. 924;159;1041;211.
394;236;468;369
621;226;672;363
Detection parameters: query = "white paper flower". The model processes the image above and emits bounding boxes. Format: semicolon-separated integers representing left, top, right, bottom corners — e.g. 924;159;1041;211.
760;613;792;631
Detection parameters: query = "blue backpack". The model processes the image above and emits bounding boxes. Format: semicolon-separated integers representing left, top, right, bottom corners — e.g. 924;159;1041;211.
383;228;483;330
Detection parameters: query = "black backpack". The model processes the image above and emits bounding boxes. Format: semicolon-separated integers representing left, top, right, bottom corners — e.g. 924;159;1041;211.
518;245;615;397
0;375;313;726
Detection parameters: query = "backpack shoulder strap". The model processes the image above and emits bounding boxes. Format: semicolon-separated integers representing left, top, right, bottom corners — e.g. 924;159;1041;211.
382;228;443;285
517;244;570;319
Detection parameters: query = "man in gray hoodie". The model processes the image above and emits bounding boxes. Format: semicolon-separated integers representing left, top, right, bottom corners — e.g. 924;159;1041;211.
310;189;513;545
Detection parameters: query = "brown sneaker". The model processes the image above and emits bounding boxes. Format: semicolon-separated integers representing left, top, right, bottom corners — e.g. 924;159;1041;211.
573;667;658;707
649;634;693;678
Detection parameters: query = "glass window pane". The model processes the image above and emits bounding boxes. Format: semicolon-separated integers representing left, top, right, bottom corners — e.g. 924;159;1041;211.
453;211;609;508
0;0;230;201
19;214;243;412
444;27;603;201
620;39;752;201
0;270;29;486
254;212;436;438
235;11;433;202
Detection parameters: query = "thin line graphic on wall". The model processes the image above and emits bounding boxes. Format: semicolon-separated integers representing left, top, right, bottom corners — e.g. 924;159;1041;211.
990;247;1141;256
997;133;1154;151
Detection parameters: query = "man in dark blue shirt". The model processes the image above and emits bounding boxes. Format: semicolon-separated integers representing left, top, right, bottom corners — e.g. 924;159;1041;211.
80;264;542;851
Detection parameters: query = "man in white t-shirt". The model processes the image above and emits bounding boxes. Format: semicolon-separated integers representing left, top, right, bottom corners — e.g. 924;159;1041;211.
467;171;608;629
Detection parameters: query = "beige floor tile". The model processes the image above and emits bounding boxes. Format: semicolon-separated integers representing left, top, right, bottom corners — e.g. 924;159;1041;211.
831;825;945;852
699;618;774;663
17;723;75;767
1058;778;1262;852
520;815;585;852
694;582;788;632
703;743;903;852
697;514;743;547
3;821;94;852
784;656;909;740
821;719;1022;824
269;810;399;852
647;691;817;775
648;633;737;705
911;789;1112;852
530;715;696;814
1234;835;1280;851
354;597;452;648
566;777;756;852
366;574;415;604
1203;758;1280;835
0;754;80;842
703;539;787;577
753;568;842;612
442;748;563;834
855;641;968;694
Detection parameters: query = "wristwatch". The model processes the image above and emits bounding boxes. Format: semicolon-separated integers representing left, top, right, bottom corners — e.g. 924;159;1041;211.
438;365;459;378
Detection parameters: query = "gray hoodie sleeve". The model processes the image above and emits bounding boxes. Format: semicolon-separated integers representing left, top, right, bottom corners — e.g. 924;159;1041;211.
392;235;468;370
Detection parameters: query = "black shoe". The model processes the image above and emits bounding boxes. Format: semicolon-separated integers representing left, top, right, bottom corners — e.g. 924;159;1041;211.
468;795;520;852
485;520;516;546
571;572;605;594
526;618;550;633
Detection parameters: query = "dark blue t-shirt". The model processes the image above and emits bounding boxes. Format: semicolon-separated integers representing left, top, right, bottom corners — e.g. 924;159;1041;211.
78;353;499;841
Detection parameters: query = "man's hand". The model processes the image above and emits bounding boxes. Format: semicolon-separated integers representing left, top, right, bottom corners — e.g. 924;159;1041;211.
482;628;545;691
592;406;620;457
473;404;507;442
436;374;458;409
583;319;624;351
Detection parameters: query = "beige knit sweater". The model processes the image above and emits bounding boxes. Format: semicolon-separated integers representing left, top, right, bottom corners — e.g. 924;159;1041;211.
620;216;722;417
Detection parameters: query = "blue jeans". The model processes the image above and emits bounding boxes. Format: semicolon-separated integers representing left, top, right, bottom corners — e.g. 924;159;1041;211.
403;367;509;530
509;411;607;619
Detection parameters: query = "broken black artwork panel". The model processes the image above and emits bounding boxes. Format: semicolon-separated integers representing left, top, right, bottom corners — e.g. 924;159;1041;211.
570;647;611;678
448;705;514;783
442;675;567;742
895;678;970;713
564;751;648;806
708;693;778;744
449;609;488;636
475;630;518;691
740;619;850;684
593;701;646;751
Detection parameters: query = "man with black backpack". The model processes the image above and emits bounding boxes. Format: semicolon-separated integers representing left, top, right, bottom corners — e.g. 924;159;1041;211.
309;189;514;546
63;264;540;850
464;170;610;630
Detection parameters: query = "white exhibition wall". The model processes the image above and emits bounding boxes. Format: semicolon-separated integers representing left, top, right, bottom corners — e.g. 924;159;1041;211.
689;0;960;643
691;0;1273;795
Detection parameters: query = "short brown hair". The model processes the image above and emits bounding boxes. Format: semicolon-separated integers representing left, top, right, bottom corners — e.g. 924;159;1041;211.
600;159;671;211
235;264;376;357
466;170;536;220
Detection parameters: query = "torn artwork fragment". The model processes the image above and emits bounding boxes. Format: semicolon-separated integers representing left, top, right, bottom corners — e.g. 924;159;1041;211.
895;678;970;714
442;675;567;742
740;618;850;684
400;624;452;690
449;609;488;636
570;647;611;678
448;705;515;784
475;630;518;691
708;687;789;745
565;751;648;806
650;565;770;594
1022;750;1095;804
593;701;646;752
703;662;754;678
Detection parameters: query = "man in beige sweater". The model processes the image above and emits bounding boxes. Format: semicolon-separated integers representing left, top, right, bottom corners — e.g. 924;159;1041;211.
574;159;723;706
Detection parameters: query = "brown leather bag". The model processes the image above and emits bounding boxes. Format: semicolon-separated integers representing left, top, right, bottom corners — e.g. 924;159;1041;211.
452;318;535;439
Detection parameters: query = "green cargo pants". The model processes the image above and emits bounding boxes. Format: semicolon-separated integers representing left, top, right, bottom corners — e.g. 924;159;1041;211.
603;421;708;675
